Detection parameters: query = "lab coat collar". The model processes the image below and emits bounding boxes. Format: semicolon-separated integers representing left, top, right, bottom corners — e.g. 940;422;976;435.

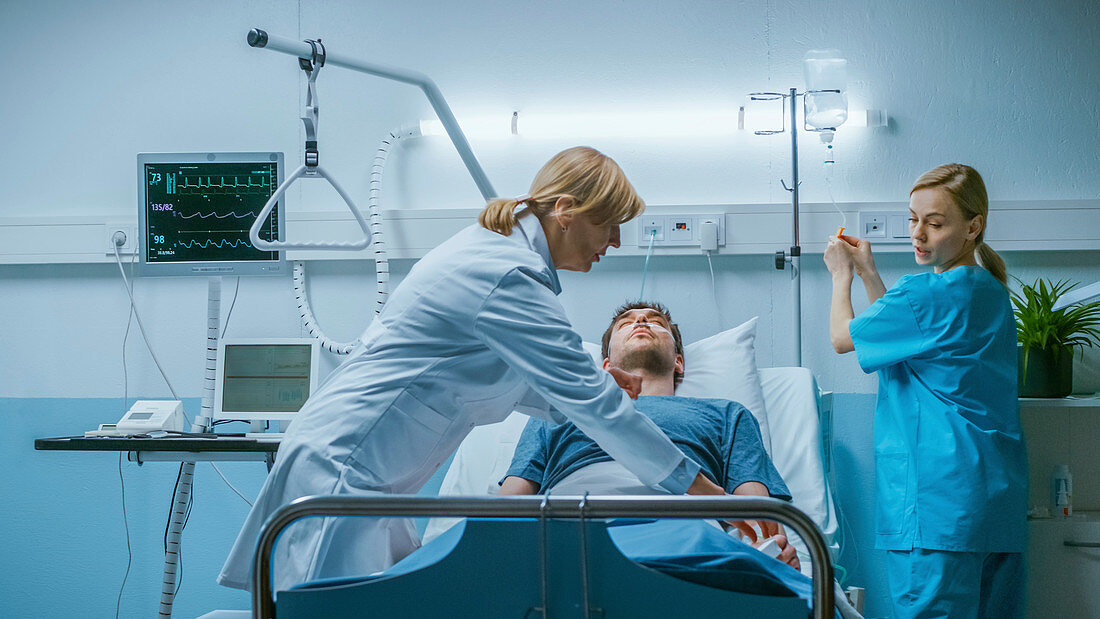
514;210;562;295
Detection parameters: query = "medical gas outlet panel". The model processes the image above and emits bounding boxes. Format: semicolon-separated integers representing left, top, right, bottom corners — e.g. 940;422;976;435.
637;214;725;249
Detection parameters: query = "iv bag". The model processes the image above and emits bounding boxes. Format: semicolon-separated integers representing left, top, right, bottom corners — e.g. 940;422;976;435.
803;50;848;129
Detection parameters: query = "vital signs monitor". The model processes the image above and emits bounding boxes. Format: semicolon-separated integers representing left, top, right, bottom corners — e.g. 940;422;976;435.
138;152;286;276
213;338;320;423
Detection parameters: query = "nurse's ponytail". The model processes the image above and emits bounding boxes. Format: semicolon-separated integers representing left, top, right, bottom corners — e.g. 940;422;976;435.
977;241;1007;287
478;147;645;236
911;164;1007;286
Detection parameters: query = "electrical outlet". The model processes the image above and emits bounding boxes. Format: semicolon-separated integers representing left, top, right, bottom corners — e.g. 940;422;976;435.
668;217;693;243
105;223;137;254
858;211;909;243
862;216;885;238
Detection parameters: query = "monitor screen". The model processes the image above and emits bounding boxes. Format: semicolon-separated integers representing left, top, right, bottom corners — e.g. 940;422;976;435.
214;339;320;422
138;152;286;276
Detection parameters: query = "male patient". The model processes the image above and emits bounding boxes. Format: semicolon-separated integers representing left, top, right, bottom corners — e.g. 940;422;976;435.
499;301;799;569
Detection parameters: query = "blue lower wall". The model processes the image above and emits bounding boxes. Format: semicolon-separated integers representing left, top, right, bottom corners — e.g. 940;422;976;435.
2;395;885;618
829;393;890;618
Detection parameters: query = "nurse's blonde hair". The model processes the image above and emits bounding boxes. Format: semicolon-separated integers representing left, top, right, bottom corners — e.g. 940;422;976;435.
479;147;645;236
910;164;1007;286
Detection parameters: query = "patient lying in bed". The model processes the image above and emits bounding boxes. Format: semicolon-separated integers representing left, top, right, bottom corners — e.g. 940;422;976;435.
498;301;800;570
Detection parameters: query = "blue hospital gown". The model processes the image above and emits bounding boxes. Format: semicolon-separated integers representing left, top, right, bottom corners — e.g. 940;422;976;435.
505;396;790;499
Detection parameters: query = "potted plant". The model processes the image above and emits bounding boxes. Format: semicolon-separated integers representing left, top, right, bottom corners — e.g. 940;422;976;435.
1011;278;1100;398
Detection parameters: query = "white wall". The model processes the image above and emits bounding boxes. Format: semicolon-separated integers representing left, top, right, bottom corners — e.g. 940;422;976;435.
2;3;1099;616
2;0;1099;399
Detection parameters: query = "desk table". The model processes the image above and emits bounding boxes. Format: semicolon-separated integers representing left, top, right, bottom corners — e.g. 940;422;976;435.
35;436;280;470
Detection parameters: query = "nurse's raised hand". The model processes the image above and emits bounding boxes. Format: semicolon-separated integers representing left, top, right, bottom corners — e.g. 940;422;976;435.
606;366;643;399
823;236;856;276
842;235;879;281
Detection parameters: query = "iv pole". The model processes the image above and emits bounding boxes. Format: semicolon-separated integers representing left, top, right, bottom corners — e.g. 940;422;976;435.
750;87;842;367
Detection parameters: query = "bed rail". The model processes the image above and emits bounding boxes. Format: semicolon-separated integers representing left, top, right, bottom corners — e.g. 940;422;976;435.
252;494;835;619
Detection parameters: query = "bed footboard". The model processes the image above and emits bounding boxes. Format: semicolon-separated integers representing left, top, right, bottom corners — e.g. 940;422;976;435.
252;494;835;619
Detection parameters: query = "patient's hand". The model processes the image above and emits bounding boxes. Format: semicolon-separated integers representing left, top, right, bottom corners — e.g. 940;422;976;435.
758;531;800;571
736;520;801;570
606;366;642;399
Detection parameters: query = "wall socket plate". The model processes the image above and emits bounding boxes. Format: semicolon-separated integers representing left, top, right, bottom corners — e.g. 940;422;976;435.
637;214;725;247
105;223;137;254
857;211;910;243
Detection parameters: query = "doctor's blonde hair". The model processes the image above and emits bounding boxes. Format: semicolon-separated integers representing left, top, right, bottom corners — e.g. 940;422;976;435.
479;147;645;236
911;163;1007;286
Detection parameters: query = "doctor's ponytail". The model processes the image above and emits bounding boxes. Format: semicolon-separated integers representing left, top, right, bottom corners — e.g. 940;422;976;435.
478;147;645;236
479;197;530;236
911;164;1007;286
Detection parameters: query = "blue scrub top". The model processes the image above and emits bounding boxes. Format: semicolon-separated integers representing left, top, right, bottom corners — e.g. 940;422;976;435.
849;266;1026;553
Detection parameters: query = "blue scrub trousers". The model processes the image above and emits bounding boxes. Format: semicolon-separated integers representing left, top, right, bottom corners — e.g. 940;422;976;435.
886;549;1024;619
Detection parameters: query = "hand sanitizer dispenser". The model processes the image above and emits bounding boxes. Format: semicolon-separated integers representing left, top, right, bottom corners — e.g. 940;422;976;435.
1052;464;1073;518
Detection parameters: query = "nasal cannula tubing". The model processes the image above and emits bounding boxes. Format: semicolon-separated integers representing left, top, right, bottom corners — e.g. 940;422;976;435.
624;320;672;336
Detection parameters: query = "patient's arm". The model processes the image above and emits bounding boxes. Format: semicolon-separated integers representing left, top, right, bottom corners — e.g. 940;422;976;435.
498;475;541;495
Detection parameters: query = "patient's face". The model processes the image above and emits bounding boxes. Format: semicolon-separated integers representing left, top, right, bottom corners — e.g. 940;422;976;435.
604;308;679;376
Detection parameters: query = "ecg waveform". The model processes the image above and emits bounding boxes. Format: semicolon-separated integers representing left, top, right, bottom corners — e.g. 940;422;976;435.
174;210;258;220
175;238;254;249
175;175;273;195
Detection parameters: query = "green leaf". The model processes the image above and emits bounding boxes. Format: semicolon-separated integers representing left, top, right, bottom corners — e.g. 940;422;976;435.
1011;277;1100;354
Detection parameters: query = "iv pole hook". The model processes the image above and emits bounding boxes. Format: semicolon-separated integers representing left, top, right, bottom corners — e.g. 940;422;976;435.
780;179;802;192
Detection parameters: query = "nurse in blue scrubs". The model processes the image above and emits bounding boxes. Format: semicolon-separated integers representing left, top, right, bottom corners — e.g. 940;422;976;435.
824;164;1026;618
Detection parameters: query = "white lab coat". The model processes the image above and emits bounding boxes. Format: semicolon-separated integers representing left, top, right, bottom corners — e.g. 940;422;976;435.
218;212;700;592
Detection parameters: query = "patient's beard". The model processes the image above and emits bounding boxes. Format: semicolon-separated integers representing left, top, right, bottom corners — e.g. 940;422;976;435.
616;343;675;379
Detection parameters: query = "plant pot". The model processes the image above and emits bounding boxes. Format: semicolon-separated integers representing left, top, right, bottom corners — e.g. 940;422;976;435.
1018;345;1073;398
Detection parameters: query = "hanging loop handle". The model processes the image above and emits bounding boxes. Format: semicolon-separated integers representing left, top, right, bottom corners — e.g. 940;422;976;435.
250;37;372;252
250;163;371;251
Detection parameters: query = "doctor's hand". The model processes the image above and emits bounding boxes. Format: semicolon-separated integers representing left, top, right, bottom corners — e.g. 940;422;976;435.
606;366;643;399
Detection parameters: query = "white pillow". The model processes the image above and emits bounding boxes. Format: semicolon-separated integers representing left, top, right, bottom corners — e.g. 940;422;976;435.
675;317;772;455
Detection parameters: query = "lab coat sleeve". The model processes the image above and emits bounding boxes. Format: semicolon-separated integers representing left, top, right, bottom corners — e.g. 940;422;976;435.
474;267;701;494
849;278;929;373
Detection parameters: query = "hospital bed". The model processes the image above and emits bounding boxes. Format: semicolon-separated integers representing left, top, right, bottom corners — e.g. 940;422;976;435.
249;320;852;617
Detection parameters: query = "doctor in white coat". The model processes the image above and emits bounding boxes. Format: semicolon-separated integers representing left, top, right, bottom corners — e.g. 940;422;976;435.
219;147;725;592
